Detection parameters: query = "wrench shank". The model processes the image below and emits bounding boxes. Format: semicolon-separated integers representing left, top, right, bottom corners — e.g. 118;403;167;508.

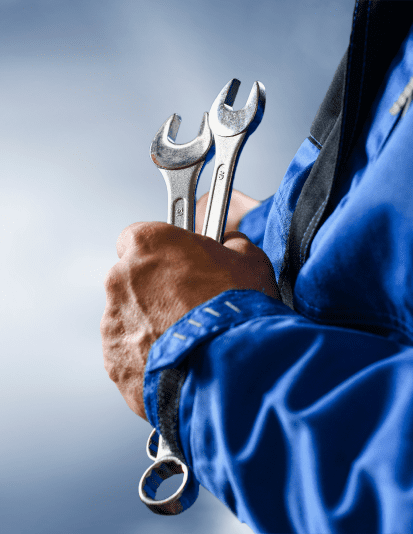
160;162;204;232
201;132;247;242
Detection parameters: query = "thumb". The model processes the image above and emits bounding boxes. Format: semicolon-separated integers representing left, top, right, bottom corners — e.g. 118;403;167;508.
222;231;257;255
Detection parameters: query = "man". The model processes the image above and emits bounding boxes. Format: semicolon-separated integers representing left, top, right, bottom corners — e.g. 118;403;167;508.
100;1;413;532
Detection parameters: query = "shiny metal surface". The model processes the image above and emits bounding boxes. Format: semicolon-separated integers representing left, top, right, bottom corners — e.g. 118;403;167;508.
202;79;266;242
208;78;258;137
150;112;212;170
143;78;266;516
150;112;213;232
158;165;204;231
200;133;247;241
142;110;212;516
139;429;198;515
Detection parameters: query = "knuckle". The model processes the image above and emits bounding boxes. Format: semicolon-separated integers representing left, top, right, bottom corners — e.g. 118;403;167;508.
131;221;165;241
103;264;123;291
116;222;150;258
100;305;124;336
127;222;150;240
102;356;119;383
119;221;172;253
99;314;112;337
105;362;119;383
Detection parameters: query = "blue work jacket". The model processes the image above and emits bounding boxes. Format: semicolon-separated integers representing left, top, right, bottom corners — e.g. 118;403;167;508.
144;2;413;532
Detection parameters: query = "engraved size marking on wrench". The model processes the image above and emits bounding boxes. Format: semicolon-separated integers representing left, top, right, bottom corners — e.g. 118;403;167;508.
217;165;226;180
173;198;185;225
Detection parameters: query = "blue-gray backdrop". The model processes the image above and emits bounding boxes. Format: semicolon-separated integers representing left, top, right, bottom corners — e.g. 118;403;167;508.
1;1;355;532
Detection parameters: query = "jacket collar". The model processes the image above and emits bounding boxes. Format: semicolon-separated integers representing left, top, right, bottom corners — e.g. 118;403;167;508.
279;0;413;309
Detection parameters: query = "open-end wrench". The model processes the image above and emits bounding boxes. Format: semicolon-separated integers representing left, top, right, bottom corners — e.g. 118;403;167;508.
150;111;213;232
202;79;266;242
139;111;213;516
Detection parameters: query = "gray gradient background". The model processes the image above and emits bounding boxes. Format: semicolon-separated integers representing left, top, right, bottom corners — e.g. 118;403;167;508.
1;1;355;532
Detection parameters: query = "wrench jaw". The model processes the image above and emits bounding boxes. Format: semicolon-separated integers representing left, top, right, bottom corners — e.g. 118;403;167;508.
241;81;266;139
167;113;182;143
209;79;261;137
223;78;241;107
150;112;213;170
228;80;266;184
202;79;266;242
150;112;213;232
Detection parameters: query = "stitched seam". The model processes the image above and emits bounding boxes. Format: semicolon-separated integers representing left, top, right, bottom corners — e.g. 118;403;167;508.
299;199;328;264
279;260;291;295
281;213;293;248
273;195;292;247
277;162;320;252
279;206;293;247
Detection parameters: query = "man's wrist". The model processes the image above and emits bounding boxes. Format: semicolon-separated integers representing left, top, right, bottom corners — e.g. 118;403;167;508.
143;289;289;457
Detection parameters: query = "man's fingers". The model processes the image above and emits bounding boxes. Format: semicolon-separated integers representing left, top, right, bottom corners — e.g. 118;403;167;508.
222;231;257;254
223;231;281;300
116;222;146;258
116;221;174;258
195;193;209;234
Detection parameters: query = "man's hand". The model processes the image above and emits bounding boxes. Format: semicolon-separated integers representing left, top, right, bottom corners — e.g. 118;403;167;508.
101;208;279;422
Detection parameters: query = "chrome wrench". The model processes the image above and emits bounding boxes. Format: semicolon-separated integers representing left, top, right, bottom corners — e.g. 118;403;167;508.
139;111;212;515
202;78;266;242
150;111;213;232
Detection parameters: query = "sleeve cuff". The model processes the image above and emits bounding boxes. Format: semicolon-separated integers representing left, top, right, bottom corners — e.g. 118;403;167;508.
143;288;289;462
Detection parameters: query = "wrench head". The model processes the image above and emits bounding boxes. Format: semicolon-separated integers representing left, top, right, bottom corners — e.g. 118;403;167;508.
209;79;266;137
150;112;213;170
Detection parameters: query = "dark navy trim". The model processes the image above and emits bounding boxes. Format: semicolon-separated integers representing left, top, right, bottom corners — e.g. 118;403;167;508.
308;135;322;150
157;367;187;464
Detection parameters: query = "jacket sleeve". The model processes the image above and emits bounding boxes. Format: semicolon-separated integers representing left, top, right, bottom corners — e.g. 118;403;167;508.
144;288;413;534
